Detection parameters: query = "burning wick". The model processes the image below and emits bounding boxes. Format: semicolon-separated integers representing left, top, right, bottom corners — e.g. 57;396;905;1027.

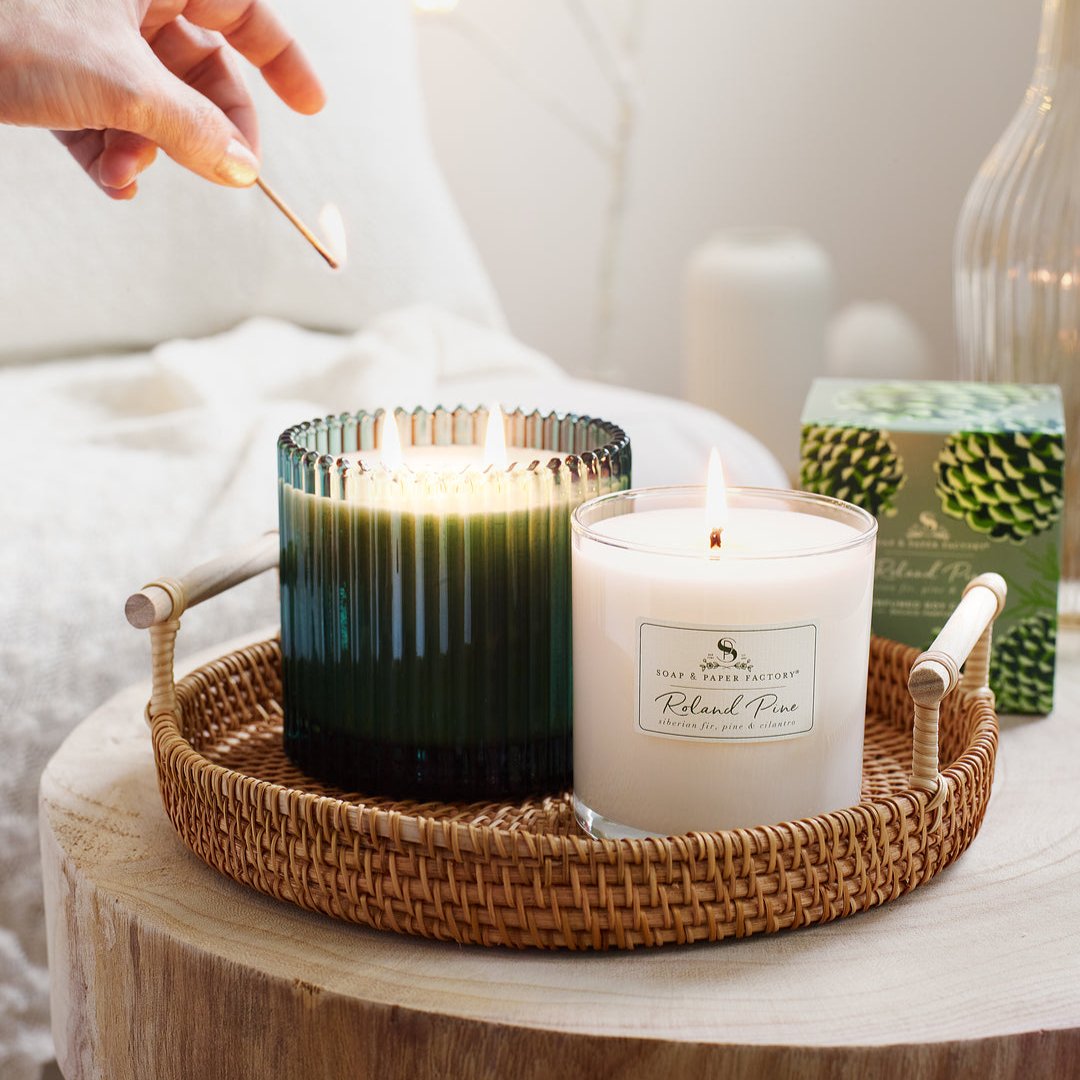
254;177;345;270
706;447;728;552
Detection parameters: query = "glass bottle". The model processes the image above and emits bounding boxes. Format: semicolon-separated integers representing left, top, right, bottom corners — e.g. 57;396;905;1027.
955;0;1080;617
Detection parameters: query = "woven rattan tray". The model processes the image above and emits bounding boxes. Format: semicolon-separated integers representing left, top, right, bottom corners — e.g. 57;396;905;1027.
128;534;1005;950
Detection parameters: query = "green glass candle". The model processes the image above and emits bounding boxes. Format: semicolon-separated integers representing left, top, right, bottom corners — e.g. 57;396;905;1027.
277;406;631;801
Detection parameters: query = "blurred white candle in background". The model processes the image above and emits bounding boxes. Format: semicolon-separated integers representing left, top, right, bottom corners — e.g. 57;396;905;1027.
684;229;834;480
825;301;933;380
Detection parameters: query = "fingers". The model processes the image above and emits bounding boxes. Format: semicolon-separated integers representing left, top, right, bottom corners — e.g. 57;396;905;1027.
53;129;157;199
181;0;326;114
149;17;259;154
127;1;325;190
115;37;261;187
102;181;139;201
99;132;159;189
46;1;325;195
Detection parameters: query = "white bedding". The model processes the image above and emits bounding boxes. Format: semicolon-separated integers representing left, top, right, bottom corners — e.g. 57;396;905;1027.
0;310;784;1078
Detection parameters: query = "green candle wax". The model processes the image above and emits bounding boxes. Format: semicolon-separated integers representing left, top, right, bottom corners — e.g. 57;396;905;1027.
277;406;630;801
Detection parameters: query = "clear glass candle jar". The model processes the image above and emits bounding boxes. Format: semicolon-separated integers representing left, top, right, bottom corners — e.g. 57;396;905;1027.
277;405;630;801
571;486;876;838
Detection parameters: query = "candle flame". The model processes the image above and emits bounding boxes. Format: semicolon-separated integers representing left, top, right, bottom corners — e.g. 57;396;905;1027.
706;448;728;550
379;409;403;471
483;402;508;470
318;204;347;269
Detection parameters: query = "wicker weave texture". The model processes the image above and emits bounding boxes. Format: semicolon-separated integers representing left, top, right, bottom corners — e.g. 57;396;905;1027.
151;635;997;950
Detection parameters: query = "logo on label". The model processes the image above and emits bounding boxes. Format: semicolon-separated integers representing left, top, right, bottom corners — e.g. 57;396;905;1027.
700;637;753;672
636;620;817;744
906;511;951;543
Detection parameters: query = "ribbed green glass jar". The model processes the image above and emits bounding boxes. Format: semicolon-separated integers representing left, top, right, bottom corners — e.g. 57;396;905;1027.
277;405;631;801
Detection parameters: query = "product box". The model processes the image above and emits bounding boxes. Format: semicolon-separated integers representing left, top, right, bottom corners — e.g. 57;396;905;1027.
800;379;1064;714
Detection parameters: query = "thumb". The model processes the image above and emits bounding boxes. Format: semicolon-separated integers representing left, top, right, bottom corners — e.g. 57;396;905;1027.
116;64;260;187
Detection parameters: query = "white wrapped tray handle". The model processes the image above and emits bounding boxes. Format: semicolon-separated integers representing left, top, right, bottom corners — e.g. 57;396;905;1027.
907;572;1007;805
125;531;280;720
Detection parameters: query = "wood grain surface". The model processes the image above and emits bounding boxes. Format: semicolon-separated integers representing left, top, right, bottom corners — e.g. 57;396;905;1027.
41;629;1080;1080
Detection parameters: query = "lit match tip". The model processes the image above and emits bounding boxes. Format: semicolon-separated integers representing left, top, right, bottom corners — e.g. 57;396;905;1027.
318;204;347;269
255;177;344;270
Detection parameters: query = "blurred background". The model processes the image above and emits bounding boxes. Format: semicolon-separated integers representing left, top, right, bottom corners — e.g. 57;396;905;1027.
414;0;1040;390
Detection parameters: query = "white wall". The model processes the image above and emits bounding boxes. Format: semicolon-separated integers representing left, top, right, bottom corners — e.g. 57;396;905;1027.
415;1;1042;393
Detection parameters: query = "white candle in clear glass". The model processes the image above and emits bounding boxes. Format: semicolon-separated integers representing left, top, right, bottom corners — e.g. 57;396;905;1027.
571;485;876;838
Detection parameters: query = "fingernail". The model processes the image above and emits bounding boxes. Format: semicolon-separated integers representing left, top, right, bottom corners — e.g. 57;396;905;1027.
216;139;259;186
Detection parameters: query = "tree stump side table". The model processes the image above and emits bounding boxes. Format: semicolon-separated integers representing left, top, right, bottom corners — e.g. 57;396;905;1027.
41;630;1080;1080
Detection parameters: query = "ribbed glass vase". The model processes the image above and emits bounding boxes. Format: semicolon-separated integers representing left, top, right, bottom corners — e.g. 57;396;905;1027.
277;406;631;801
955;0;1080;615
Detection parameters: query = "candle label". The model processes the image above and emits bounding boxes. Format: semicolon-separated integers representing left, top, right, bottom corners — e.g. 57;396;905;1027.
635;619;817;742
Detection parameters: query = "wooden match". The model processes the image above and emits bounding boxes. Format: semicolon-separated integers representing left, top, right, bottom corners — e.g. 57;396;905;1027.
255;177;341;270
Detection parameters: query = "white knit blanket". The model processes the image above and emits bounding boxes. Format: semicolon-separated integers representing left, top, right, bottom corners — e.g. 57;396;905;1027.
0;309;784;1078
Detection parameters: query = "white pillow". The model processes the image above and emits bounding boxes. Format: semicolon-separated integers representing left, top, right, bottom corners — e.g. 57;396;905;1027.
0;0;503;365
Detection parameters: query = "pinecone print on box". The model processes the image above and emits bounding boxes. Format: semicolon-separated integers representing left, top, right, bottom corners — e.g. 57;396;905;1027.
935;430;1065;543
835;381;1060;431
800;425;905;517
990;611;1058;714
803;379;1064;713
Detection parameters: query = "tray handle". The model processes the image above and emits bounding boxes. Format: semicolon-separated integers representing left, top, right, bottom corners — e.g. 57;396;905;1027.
125;531;280;721
907;572;1007;806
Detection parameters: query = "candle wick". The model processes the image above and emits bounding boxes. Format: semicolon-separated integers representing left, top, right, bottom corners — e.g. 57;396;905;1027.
710;528;723;550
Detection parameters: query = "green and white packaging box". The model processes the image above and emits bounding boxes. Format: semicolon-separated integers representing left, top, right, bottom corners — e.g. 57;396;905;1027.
800;379;1065;715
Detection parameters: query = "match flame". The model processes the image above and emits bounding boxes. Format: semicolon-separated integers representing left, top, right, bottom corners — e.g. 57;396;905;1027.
706;447;728;550
318;204;347;269
379;410;403;471
483;403;508;470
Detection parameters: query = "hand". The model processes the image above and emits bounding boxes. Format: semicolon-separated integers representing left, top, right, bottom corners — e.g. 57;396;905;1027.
0;0;325;199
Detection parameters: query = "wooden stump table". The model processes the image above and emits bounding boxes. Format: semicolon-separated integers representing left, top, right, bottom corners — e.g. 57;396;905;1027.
41;630;1080;1080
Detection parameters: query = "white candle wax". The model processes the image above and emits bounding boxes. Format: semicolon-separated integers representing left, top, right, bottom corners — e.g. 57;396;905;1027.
341;446;551;472
571;488;876;838
338;445;555;512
